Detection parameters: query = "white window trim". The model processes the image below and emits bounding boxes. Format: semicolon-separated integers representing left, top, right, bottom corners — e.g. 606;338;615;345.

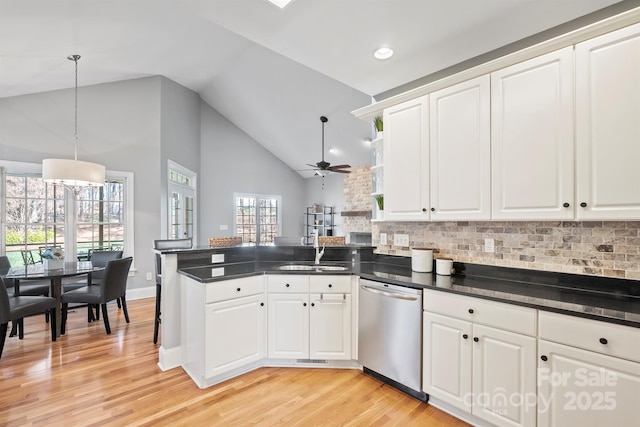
0;160;135;274
233;192;283;243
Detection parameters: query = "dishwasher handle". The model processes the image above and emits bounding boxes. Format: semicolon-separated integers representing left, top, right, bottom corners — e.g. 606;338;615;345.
360;285;419;301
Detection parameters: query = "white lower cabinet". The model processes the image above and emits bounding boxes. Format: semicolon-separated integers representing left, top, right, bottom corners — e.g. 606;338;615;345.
267;275;352;361
537;311;640;427
423;290;537;427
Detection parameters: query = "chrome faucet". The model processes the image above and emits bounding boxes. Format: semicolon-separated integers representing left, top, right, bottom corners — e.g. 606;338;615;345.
313;231;325;264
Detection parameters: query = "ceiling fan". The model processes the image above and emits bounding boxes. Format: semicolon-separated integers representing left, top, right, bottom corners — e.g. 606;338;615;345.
302;116;351;176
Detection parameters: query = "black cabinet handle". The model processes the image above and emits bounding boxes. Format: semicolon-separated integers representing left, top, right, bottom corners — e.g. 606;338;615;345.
473;337;479;342
260;302;264;307
311;303;315;307
468;309;474;314
599;338;608;345
328;284;333;288
541;355;548;361
422;208;427;212
462;334;468;340
236;287;241;292
580;202;587;207
286;283;290;287
563;202;570;208
431;207;435;212
303;302;307;307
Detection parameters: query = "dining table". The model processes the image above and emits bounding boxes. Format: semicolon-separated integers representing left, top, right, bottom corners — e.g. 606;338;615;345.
2;261;104;337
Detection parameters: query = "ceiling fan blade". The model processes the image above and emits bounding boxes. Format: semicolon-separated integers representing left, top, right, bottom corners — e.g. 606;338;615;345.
329;168;351;174
306;163;319;168
328;164;351;170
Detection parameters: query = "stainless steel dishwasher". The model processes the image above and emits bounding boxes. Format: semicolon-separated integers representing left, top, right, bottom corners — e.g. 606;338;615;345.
358;278;425;400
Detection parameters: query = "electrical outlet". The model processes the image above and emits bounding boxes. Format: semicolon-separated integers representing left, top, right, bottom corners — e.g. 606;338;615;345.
394;233;410;247
146;272;152;281
211;254;225;263
380;233;388;245
485;238;495;253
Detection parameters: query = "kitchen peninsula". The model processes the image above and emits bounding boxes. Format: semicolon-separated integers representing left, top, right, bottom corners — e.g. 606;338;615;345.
156;244;639;427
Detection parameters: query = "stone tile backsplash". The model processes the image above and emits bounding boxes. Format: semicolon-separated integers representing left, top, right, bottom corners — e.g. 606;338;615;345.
343;166;640;280
373;220;640;280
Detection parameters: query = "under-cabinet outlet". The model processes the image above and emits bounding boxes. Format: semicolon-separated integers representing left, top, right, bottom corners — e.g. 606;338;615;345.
211;254;225;264
380;233;388;245
146;272;152;281
485;238;495;253
394;234;410;247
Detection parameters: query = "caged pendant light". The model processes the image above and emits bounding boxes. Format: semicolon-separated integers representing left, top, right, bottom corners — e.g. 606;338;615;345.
42;55;105;194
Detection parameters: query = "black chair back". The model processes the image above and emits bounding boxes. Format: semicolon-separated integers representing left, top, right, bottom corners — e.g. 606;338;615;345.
90;251;123;283
101;257;133;303
0;277;10;324
153;238;192;284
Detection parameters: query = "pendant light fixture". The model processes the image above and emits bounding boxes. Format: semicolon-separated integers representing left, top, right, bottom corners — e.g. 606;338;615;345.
42;55;105;194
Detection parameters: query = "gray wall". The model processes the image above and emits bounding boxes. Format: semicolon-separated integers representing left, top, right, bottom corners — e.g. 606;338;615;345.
199;101;307;242
0;76;163;290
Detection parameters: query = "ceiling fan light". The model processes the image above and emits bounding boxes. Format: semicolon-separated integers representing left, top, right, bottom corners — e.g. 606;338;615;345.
374;47;394;60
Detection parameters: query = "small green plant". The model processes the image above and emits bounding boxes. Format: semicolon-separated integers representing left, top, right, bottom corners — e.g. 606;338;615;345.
374;194;384;210
373;116;383;132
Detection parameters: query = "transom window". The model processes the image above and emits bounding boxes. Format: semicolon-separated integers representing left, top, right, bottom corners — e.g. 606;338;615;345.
234;194;281;244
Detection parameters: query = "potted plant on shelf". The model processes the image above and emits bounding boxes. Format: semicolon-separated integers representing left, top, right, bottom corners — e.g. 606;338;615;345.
41;247;64;270
373;116;383;138
374;194;384;211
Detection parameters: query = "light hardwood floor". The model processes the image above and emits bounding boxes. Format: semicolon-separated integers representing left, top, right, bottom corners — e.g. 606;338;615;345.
0;298;470;426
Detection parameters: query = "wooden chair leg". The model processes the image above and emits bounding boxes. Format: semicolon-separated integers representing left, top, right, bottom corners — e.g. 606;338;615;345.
61;303;68;335
0;323;8;359
101;304;111;334
121;297;130;323
153;283;161;344
50;308;57;342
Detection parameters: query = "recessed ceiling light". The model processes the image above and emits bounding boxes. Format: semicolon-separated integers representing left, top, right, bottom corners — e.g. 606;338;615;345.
374;47;394;60
267;0;295;9
329;147;337;154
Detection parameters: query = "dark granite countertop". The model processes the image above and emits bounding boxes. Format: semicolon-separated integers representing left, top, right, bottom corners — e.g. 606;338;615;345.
176;254;639;328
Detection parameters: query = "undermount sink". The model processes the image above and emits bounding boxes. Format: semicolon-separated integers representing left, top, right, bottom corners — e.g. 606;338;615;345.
274;264;349;272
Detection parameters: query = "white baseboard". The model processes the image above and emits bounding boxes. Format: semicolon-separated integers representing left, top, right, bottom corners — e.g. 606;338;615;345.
158;345;182;371
126;285;155;301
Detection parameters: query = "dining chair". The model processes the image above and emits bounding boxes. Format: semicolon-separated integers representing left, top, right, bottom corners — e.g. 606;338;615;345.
0;276;57;359
61;257;133;335
63;250;124;322
153;238;192;344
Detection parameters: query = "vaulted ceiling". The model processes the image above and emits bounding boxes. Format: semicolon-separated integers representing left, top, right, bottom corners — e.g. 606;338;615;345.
0;0;626;177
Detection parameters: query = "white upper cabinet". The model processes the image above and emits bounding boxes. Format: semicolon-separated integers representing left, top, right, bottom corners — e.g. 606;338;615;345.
383;95;430;221
576;23;640;220
430;76;491;220
491;47;575;220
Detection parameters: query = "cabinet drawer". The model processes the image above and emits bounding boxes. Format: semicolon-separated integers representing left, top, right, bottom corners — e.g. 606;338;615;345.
267;275;310;293
309;275;351;293
423;289;536;336
539;310;640;363
206;275;265;304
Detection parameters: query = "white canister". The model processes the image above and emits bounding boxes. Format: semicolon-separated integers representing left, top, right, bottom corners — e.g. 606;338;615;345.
411;248;433;272
435;258;454;276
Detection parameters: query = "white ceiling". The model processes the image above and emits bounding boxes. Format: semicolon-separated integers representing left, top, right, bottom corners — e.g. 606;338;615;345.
0;0;624;177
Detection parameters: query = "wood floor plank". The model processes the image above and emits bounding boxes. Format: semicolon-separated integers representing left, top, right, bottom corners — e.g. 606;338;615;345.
0;298;469;426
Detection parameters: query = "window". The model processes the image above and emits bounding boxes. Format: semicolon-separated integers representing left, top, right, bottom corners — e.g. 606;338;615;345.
77;180;125;253
234;193;281;244
3;173;65;266
168;160;196;241
1;162;134;267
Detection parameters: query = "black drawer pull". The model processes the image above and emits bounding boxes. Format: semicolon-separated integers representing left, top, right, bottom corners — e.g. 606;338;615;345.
260;302;264;307
580;202;587;207
311;303;315;307
541;355;548;361
473;337;479;342
599;338;608;345
328;284;332;288
431;207;435;212
468;309;474;314
422;208;427;212
236;287;241;292
286;283;290;287
462;334;468;340
303;302;307;307
563;202;570;208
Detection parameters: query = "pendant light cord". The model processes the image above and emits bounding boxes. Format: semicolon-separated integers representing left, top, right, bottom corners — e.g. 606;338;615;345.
69;54;80;161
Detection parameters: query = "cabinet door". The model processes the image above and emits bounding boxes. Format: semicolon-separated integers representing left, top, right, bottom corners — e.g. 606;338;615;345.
205;293;266;378
309;293;351;360
383;95;430;221
538;340;640;427
423;312;473;412
472;324;536;427
430;75;491;220
491;47;574;220
576;23;640;219
267;293;309;359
